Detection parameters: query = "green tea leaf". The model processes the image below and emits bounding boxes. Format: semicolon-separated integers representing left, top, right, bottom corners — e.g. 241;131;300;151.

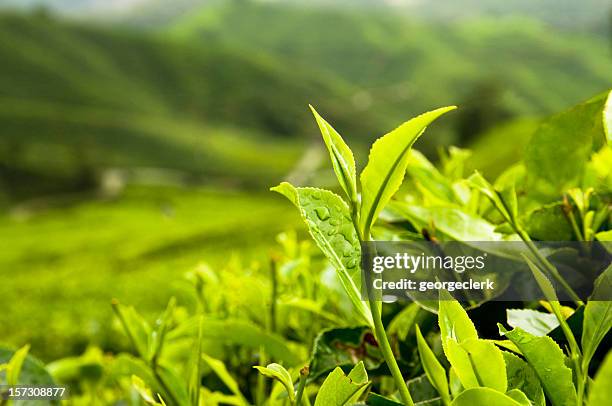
391;204;503;241
503;351;545;406
6;345;29;386
202;354;249;405
155;364;191;406
450;387;522;406
112;300;152;359
272;182;372;326
460;338;507;392
524;90;611;197
132;375;165;405
438;292;478;355
499;325;577;406
588;351;612;405
387;302;422;342
505;389;531;406
310;105;357;205
309;327;382;381
445;338;507;392
445;339;479;389
506;309;559;336
415;325;450;404
582;264;612;371
406;374;442;403
359;106;456;235
407;150;460;204
314;362;369;406
467;171;512;223
254;363;295;402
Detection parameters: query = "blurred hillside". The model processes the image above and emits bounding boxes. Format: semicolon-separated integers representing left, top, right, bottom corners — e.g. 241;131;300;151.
0;11;388;204
1;0;612;205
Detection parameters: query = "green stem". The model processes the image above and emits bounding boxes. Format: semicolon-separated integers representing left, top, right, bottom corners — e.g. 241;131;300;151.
362;239;414;406
255;347;267;406
295;366;309;406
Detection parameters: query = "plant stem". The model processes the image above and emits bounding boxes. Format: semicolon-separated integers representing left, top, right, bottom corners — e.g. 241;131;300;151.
270;257;278;333
362;240;414;406
255;347;267;406
295;366;309;406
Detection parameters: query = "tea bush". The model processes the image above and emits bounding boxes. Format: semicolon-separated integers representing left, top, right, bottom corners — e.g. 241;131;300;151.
1;90;610;405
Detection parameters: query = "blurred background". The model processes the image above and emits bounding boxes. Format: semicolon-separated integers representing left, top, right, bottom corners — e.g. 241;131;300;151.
0;0;611;360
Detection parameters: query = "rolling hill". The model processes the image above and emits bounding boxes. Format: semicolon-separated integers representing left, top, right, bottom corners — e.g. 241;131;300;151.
0;11;389;203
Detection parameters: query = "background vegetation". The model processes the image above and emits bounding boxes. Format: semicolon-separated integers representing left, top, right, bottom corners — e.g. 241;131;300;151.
0;1;610;404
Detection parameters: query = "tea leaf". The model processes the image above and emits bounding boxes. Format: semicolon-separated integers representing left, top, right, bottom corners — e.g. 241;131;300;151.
438;291;478;355
506;309;559;336
503;351;545;406
450;387;523;406
359;106;456;235
415;325;450;404
391;204;503;241
314;362;369;406
112;301;151;359
156;364;191;406
445;339;479;389
582;264;612;371
132;375;165;405
525;90;611;197
505;389;531;406
6;345;29;386
499;325;577;406
202;354;249;405
254;363;295;402
445;338;507;392
272;182;372;326
310;105;357;206
406;373;442;403
467;172;513;224
460;338;507;392
588;351;612;405
309;327;382;381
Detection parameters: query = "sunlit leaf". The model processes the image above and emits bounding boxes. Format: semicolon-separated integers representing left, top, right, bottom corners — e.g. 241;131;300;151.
359;106;456;235
272;182;372;326
415;325;450;404
314;362;369;406
499;325;577;406
310;105;357;206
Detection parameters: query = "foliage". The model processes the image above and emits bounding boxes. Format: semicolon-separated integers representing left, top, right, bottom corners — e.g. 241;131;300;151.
0;86;610;406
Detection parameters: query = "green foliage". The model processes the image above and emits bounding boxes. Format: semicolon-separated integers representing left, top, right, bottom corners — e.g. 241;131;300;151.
359;106;456;236
254;363;295;402
524;90;612;199
506;309;559;336
499;325;577;406
310;105;358;207
314;362;369;406
415;325;450;405
582;264;612;371
450;387;523;406
271;183;371;326
502;351;545;406
588;352;612;405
